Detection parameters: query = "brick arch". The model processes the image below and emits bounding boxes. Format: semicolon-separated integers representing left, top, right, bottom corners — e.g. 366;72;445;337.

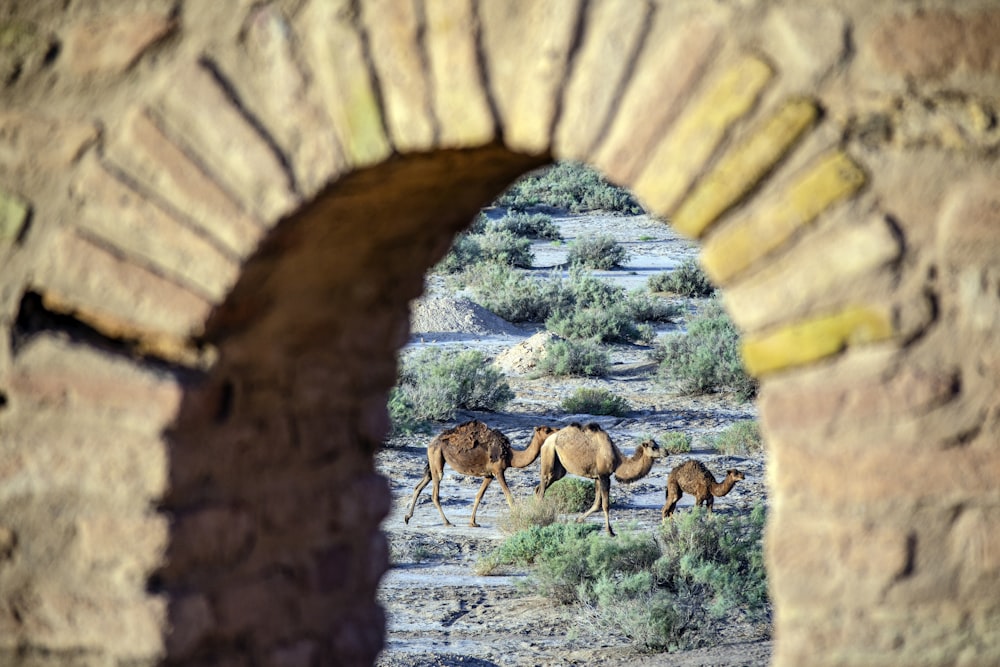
1;1;998;666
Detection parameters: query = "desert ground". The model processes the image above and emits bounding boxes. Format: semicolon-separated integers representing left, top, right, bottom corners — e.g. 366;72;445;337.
375;213;769;666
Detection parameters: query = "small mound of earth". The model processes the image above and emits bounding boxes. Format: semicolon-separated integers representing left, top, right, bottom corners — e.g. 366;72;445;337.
410;294;523;337
493;331;561;375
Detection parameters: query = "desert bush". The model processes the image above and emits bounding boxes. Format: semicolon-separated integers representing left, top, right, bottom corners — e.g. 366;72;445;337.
433;234;483;274
500;478;597;534
626;290;683;323
648;259;716;297
459;263;561;323
495;161;643;214
481;503;769;651
560;387;631;417
659;431;693;455
476;227;534;268
476;522;599;575
567;233;630;270
389;348;514;431
656;300;758;401
707;420;764;456
494;211;562;240
535;339;610;377
546;302;645;344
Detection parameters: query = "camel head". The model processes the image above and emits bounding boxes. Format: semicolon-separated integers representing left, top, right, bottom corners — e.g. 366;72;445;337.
639;438;664;459
726;469;746;481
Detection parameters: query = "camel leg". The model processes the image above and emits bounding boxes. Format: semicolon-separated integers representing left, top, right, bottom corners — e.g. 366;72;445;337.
428;451;453;526
579;479;603;522
495;470;516;509
662;483;681;520
705;495;714;513
535;447;565;499
403;465;432;524
599;476;615;537
468;477;492;527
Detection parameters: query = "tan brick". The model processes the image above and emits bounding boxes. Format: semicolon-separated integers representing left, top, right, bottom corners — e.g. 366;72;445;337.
759;352;957;439
297;0;393;167
35;228;212;342
553;0;650;160
74;512;168;594
938;175;1000;263
479;0;583;154
0;112;99;170
211;4;347;198
870;10;1000;80
166;594;215;658
631;54;774;219
764;5;848;89
722;215;902;332
72;156;240;301
0;412;168;502
423;0;496;148
155;62;298;223
951;506;1000;598
10;334;183;436
63;12;176;76
591;9;723;185
105;106;265;259
362;0;435;153
13;586;165;658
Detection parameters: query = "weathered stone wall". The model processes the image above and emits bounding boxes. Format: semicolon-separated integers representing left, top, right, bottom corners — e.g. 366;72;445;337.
0;1;998;665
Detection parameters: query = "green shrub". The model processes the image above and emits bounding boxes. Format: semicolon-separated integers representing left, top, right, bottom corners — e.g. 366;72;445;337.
560;387;630;417
648;259;716;297
546;302;644;344
433;234;483;274
476;227;534;268
389;348;514;431
460;263;561;322
567;234;630;270
495;161;643;214
536;339;609;377
656;300;758;401
626;291;683;323
494;212;562;240
481;504;770;651
541;477;596;514
707;420;764;456
659;432;693;455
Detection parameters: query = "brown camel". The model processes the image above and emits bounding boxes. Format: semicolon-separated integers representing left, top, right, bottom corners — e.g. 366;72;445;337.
661;459;745;519
534;422;663;536
404;421;557;528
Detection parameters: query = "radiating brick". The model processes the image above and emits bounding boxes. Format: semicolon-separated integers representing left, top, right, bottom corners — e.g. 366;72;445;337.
212;4;346;197
870;10;1000;79
701;150;866;284
105;107;264;260
297;0;393;167
35;229;212;343
722;215;902;332
155;62;298;223
591;9;724;185
362;0;435;152
741;305;894;376
72;156;240;301
631;54;774;218
554;0;650;160
671;98;819;238
63;12;176;76
479;0;583;154
0;112;99;170
423;0;496;148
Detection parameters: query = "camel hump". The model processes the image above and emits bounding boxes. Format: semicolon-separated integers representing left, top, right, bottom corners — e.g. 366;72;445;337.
584;422;603;432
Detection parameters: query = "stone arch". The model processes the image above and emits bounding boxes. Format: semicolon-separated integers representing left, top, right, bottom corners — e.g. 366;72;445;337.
1;1;998;666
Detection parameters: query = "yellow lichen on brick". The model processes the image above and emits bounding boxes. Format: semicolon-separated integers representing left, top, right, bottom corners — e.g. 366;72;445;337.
741;305;894;376
672;97;819;239
299;0;392;167
631;54;773;218
701;150;866;285
0;188;29;242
